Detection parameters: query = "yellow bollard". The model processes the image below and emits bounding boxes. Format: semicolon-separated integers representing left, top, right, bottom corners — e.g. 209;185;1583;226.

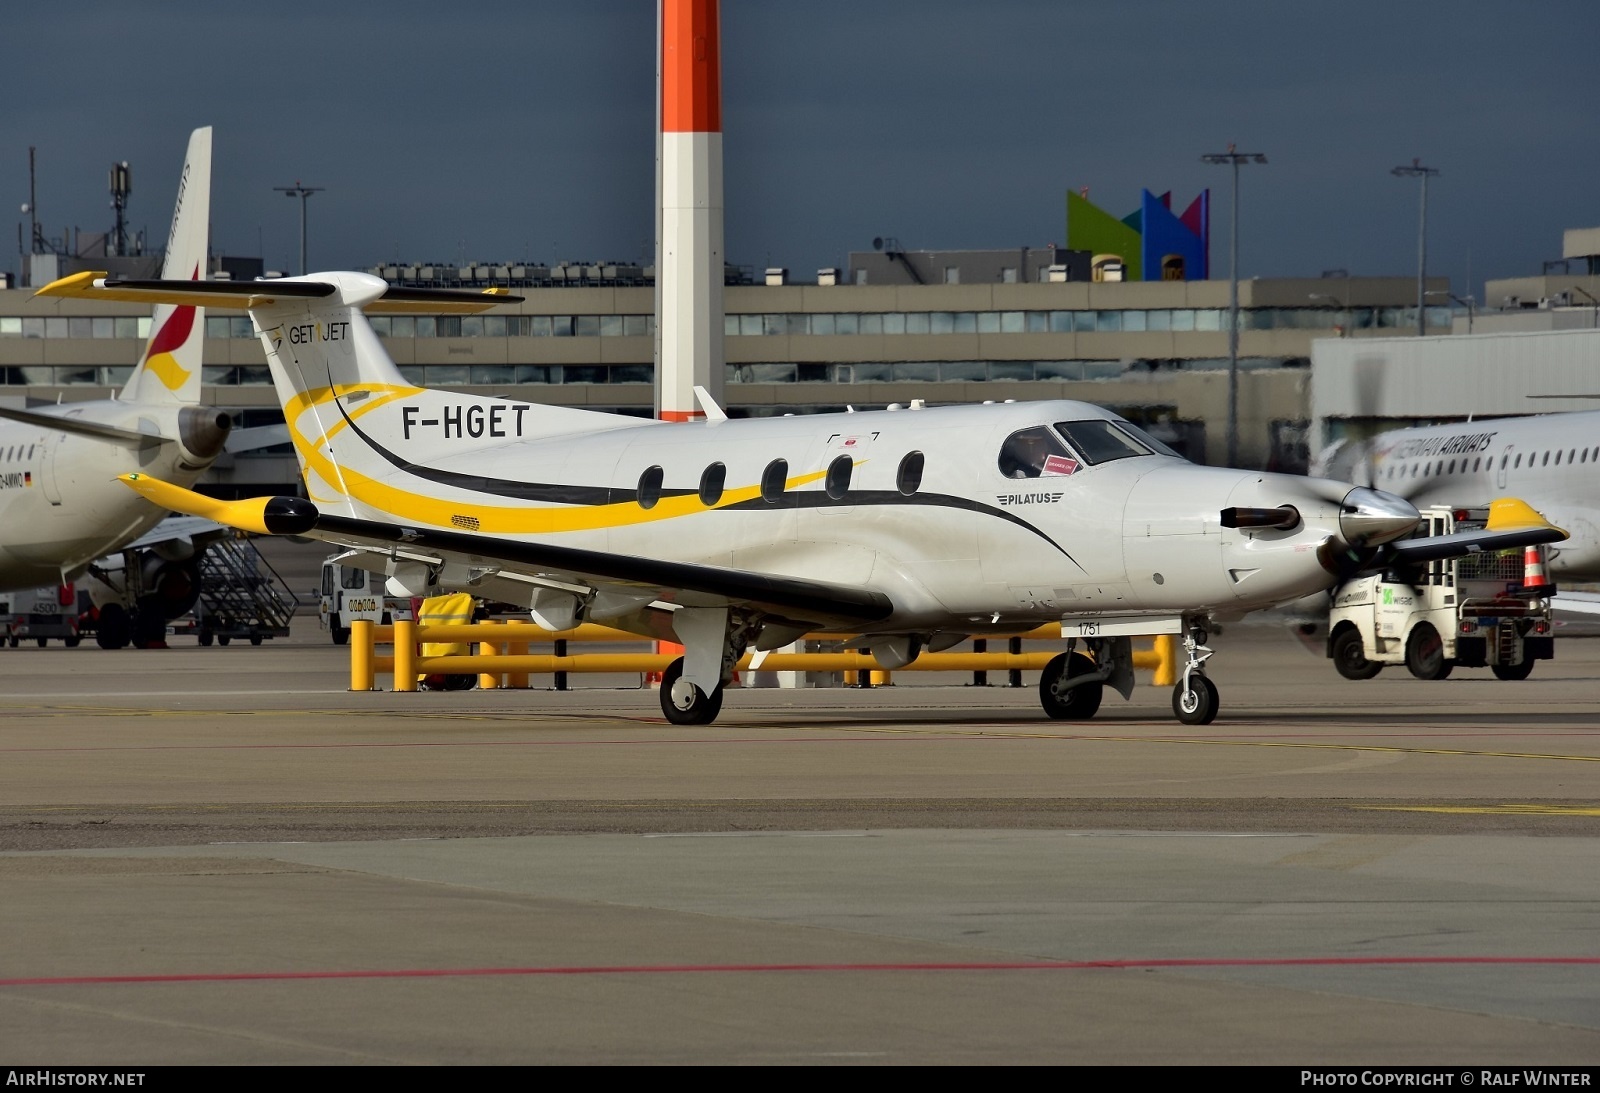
393;618;418;692
478;638;501;690
350;619;375;692
870;669;891;686
1153;634;1177;687
506;619;531;689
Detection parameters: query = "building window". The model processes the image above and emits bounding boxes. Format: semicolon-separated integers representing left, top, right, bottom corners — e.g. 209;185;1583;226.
943;266;960;284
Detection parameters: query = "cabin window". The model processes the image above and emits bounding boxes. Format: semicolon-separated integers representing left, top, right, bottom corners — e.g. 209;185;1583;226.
1423;463;1431;477
1447;459;1456;474
761;459;787;503
897;451;925;496
825;455;853;500
699;463;726;506
1555;450;1563;465
321;568;335;597
1584;450;1591;464
1515;454;1522;468
1570;449;1577;463
1472;458;1481;472
1542;451;1550;466
637;465;664;509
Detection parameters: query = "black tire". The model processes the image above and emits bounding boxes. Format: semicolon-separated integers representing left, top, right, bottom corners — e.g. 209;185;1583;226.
1492;659;1534;681
198;631;214;647
249;634;264;646
64;637;80;648
1172;675;1220;725
332;626;350;646
1331;627;1383;680
1405;624;1453;680
218;635;231;646
1039;651;1103;720
96;604;131;650
36;637;47;648
659;656;724;725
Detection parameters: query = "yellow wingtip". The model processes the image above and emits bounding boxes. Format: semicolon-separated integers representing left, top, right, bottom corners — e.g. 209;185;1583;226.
1486;496;1567;539
33;270;107;299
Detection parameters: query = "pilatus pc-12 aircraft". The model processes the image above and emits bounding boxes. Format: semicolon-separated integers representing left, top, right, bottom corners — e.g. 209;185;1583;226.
0;127;235;647
37;269;1565;724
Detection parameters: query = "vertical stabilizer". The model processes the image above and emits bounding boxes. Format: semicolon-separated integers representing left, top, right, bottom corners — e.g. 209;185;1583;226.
121;126;211;405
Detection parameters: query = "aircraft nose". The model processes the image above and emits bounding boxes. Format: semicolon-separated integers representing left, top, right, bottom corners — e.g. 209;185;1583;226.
1338;487;1419;548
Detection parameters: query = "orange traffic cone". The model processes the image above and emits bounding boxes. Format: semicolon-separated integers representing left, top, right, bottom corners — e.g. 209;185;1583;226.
1523;544;1550;590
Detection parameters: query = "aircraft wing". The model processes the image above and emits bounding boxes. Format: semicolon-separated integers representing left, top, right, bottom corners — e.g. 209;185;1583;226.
224;424;290;453
1553;591;1600;617
0;404;164;448
119;515;232;554
119;474;894;626
1370;497;1568;569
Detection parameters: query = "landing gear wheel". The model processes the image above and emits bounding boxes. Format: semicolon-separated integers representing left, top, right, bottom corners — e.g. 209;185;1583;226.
1039;651;1103;720
1492;659;1534;681
1172;675;1220;725
95;604;131;650
659;656;724;725
1405;624;1453;680
1331;627;1383;680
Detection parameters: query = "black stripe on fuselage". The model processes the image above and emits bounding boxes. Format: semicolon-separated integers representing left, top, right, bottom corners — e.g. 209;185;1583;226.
332;397;1081;568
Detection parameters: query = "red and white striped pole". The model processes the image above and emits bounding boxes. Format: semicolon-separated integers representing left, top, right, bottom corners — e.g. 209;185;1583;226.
654;0;725;422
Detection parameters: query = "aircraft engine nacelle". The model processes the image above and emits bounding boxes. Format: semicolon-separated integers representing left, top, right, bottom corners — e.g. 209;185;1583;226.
176;406;232;469
137;551;203;620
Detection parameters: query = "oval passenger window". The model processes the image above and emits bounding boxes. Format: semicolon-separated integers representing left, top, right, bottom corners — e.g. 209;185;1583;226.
699;462;726;506
637;465;664;510
825;455;852;500
897;451;924;496
761;459;787;504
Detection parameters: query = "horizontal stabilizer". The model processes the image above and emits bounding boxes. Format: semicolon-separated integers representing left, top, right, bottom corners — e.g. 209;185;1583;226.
36;272;521;314
0;404;165;448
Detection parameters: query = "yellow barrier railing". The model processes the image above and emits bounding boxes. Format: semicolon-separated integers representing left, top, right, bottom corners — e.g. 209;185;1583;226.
348;619;1177;692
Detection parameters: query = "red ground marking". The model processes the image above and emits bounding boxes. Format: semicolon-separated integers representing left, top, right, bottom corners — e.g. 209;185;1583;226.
5;955;1598;988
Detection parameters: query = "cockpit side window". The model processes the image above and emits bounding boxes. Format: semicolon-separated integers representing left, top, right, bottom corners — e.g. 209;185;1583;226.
1111;419;1184;459
998;426;1072;479
1052;419;1156;466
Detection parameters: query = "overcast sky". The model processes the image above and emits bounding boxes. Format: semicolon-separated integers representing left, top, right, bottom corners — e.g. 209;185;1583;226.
5;1;1597;301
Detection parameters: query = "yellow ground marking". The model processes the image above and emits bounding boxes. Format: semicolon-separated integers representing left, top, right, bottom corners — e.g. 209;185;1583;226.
1356;803;1600;817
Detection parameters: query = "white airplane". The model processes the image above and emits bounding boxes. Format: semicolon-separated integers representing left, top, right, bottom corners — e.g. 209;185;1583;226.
36;269;1566;724
0;127;232;648
1316;412;1600;582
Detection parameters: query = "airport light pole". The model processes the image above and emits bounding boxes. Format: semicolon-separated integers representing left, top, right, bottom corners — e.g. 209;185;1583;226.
274;182;324;276
1392;159;1440;337
1202;144;1267;468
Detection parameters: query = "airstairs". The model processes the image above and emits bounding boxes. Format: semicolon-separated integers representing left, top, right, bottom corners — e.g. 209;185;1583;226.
181;535;300;646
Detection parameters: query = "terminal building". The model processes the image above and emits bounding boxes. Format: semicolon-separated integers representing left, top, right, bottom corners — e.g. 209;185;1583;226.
0;248;1448;495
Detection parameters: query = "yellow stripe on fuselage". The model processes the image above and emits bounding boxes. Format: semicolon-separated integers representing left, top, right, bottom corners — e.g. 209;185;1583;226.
282;382;834;534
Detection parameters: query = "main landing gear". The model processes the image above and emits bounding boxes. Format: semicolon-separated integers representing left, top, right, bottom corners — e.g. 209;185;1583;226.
659;657;725;725
656;607;756;726
1035;620;1222;726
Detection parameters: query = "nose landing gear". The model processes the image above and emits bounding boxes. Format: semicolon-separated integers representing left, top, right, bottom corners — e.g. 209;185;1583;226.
1171;623;1219;725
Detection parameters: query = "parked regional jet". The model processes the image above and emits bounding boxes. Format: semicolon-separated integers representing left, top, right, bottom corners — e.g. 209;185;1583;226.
37;270;1565;723
1316;412;1600;582
0;127;232;647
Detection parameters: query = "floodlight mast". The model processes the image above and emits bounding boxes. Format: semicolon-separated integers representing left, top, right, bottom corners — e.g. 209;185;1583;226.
274;182;324;276
1201;145;1267;468
1392;159;1440;337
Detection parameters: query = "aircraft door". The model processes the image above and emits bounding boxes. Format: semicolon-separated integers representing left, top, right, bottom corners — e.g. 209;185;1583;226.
1496;444;1513;490
39;433;63;505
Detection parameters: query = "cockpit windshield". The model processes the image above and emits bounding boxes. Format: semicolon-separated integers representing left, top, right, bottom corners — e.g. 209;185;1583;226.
1052;419;1180;465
